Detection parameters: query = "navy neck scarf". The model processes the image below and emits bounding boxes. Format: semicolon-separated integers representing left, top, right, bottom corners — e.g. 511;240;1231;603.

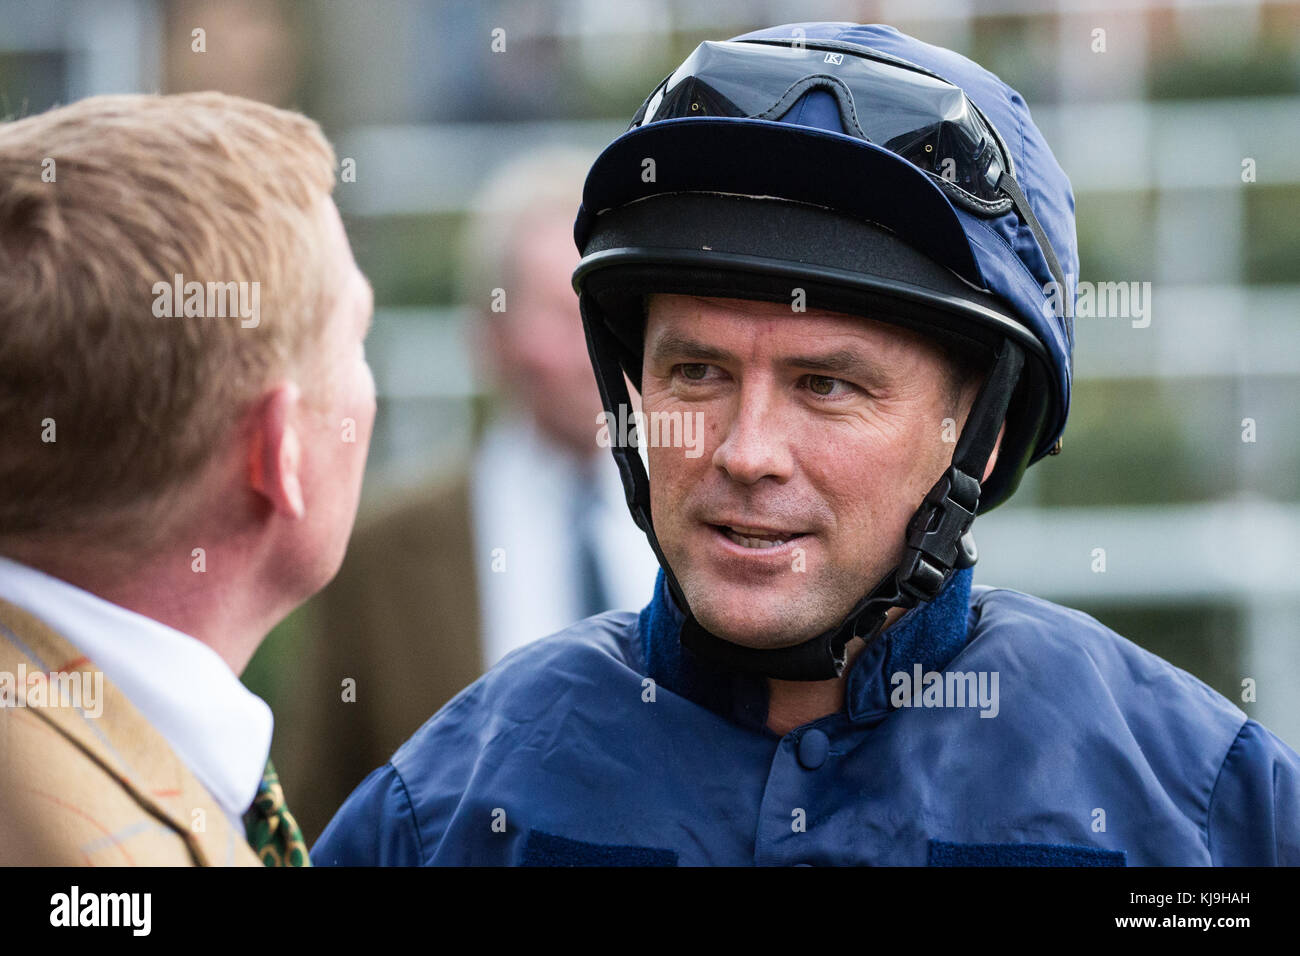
637;566;976;734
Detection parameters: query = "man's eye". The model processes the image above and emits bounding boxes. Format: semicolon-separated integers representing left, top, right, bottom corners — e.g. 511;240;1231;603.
803;374;846;397
678;364;711;381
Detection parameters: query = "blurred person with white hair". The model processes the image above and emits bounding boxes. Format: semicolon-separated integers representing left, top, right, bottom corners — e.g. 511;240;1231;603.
281;148;658;842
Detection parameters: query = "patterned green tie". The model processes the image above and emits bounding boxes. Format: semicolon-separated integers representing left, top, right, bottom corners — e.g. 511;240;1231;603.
243;759;311;866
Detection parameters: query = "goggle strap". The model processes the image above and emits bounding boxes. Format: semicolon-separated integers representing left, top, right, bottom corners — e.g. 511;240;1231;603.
579;293;692;616
999;171;1069;300
953;338;1025;479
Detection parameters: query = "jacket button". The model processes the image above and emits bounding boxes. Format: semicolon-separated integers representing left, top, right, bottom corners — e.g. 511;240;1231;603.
797;728;830;770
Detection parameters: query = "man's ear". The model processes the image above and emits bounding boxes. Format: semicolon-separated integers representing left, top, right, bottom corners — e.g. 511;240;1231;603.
247;382;305;520
982;421;1007;484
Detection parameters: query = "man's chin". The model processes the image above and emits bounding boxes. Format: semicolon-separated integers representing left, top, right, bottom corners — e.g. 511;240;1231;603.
686;591;838;650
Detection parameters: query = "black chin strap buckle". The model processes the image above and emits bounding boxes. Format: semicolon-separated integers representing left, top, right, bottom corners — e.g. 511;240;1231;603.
897;466;981;604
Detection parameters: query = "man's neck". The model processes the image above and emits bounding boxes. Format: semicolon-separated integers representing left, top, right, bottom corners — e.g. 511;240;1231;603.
1;541;282;676
764;605;906;737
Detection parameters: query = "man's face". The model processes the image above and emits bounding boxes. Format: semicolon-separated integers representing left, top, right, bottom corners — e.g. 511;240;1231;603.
641;294;972;647
294;197;376;593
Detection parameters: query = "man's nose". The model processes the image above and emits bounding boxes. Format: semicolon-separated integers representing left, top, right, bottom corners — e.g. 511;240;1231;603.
711;384;794;486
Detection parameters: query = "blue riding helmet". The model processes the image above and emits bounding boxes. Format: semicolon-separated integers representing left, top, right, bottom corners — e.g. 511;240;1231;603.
572;22;1079;682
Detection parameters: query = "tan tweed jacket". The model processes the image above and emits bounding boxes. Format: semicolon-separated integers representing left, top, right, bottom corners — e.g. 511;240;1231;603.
0;598;260;866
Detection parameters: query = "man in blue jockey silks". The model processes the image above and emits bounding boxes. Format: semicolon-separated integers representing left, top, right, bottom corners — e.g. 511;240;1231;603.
314;23;1300;866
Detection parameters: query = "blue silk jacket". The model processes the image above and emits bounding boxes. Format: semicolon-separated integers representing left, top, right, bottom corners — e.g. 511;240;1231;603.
313;568;1300;866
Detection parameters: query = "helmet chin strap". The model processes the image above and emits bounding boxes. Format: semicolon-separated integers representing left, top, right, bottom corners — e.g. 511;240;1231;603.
580;294;1025;682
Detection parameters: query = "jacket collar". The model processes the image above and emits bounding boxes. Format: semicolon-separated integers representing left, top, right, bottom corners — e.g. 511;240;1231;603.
0;597;260;865
638;566;974;733
0;554;271;823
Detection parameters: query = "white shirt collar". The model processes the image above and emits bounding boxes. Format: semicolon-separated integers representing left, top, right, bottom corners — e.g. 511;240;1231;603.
0;554;272;827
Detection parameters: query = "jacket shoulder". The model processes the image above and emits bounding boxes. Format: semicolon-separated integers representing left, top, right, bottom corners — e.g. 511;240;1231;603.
966;585;1251;845
397;609;643;753
1;707;203;865
0;600;259;867
969;584;1246;732
1207;718;1300;864
313;611;643;866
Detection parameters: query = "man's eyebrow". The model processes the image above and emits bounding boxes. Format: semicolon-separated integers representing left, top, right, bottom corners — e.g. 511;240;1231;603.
649;333;887;383
647;329;735;365
781;349;883;381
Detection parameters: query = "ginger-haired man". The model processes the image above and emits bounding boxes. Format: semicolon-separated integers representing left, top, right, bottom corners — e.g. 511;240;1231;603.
0;92;374;866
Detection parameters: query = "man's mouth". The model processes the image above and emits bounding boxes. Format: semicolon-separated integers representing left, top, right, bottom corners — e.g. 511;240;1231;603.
709;523;808;550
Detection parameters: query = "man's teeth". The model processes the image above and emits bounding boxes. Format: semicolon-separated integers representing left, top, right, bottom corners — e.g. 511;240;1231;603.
722;526;793;549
